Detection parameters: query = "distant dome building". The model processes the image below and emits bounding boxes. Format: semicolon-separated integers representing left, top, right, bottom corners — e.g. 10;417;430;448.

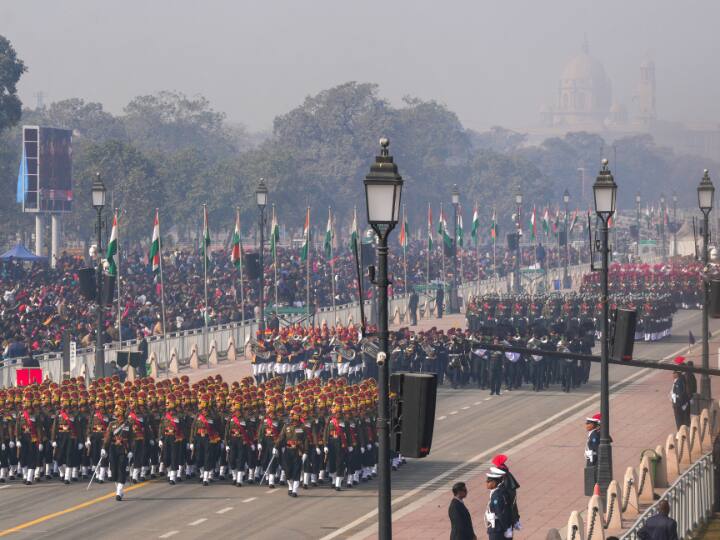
552;37;612;127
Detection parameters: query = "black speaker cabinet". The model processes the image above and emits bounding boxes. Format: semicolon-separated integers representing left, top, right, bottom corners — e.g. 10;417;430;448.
506;232;519;251
78;267;97;301
710;280;720;318
390;372;437;458
244;253;262;280
611;308;637;361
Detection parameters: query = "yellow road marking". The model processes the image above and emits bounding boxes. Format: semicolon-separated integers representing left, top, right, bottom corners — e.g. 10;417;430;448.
0;481;152;537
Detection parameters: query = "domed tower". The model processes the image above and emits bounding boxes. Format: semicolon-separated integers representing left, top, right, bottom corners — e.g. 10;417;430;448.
555;37;612;127
635;57;656;127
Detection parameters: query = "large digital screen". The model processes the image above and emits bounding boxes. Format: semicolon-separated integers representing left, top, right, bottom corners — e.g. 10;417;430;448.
21;126;73;213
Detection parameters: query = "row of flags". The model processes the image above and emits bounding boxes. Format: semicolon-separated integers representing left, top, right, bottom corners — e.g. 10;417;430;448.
103;203;587;277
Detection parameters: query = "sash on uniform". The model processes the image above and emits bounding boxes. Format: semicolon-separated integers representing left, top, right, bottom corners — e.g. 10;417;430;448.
198;414;220;442
164;412;182;440
94;410;108;432
60;410;78;438
330;416;347;447
264;417;279;439
22;410;39;442
129;411;145;438
231;416;253;446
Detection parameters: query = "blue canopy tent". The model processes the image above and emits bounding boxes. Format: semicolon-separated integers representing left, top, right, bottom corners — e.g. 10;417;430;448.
0;244;47;262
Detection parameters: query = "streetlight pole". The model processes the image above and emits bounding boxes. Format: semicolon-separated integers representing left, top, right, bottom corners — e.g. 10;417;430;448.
451;184;460;313
698;170;715;408
672;192;678;257
256;179;268;333
563;189;570;287
91;173;107;380
593;158;617;496
660;193;666;262
635;192;641;259
515;191;522;293
364;137;403;540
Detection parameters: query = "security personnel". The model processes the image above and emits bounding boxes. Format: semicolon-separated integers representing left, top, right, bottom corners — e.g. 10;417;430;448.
671;360;690;428
584;413;601;489
485;467;512;540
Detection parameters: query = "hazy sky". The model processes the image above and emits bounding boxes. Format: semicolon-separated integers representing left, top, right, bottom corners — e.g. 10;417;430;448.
3;0;719;133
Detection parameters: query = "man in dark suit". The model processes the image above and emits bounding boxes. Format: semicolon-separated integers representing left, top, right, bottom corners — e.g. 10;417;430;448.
408;290;419;326
448;481;476;540
437;286;445;319
637;500;678;540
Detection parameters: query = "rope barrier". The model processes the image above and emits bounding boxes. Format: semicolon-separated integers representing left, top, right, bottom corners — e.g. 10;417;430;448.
570;524;578;540
587;506;599;539
622;476;633;512
605;492;617;528
637;466;649;497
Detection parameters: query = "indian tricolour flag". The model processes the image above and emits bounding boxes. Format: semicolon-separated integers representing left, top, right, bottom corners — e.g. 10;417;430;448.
490;207;497;241
349;207;358;253
323;208;333;259
568;209;579;233
427;204;433;251
270;206;280;259
399;206;408;250
529;206;537;242
149;210;161;273
456;209;464;248
438;206;452;248
201;205;211;266
300;207;310;262
541;207;550;236
231;209;242;270
470;204;479;245
106;211;118;276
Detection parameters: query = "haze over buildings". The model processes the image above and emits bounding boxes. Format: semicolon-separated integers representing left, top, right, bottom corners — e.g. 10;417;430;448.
2;0;719;159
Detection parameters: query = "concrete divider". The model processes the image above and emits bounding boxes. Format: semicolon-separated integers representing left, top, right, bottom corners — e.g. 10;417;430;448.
664;433;681;481
585;494;605;539
604;479;623;532
208;339;218;366
567;511;585;540
653;444;668;489
636;454;655;504
149;352;158;378
189;343;199;369
700;408;712;451
227;337;236;362
689;415;703;461
169;348;179;374
622;466;640;517
676;425;691;466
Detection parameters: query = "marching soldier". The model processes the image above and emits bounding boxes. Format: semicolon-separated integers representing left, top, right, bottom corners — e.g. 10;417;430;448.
102;399;133;501
87;393;111;483
51;392;85;484
159;393;186;485
16;392;45;485
278;405;308;497
323;398;349;491
190;393;222;486
224;396;255;487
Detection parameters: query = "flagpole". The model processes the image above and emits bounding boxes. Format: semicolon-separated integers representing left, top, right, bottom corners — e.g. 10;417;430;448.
203;204;209;368
330;207;336;327
156;210;169;378
402;204;408;316
238;207;245;330
458;204;464;294
491;205;497;293
427;203;431;290
441;202;446;293
114;209;122;345
273;204;278;311
306;206;311;329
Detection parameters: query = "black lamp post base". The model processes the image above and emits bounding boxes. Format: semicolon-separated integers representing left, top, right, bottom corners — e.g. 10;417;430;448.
596;443;613;496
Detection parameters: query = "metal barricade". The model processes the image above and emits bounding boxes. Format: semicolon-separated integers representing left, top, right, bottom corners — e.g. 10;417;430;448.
622;452;714;539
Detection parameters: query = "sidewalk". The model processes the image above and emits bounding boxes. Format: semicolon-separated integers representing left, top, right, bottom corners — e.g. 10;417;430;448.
365;360;685;539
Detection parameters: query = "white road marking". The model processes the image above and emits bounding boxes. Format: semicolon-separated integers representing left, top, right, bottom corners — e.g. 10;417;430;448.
159;532;179;539
449;411;458;415
323;340;692;540
437;416;447;421
461;406;470;410
241;497;257;503
189;518;207;526
216;507;233;514
0;485;9;490
474;401;482;405
484;397;492;401
265;488;279;494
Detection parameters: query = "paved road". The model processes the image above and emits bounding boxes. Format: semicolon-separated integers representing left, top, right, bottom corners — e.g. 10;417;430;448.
0;309;714;539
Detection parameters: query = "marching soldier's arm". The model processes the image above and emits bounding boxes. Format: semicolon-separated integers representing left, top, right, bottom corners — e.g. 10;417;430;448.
223;418;231;442
357;422;367;447
275;424;287;448
102;424;112;449
189;418;199;441
14;415;22;442
50;416;58;442
321;420;331;444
